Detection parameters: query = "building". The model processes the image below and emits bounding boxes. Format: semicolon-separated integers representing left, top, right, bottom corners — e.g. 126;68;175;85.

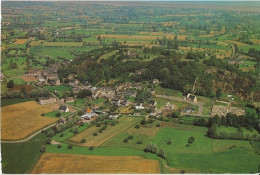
186;93;197;103
153;79;159;84
117;90;137;97
183;107;195;113
92;87;116;99
59;105;69;112
24;69;42;77
38;97;57;105
72;87;81;94
109;114;120;119
148;100;157;110
81;113;97;120
65;97;74;103
135;103;145;110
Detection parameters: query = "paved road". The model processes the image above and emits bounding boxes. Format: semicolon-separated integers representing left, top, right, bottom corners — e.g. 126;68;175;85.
155;95;210;117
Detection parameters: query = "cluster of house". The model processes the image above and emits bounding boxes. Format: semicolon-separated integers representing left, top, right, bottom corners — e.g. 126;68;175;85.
211;105;245;117
79;107;119;123
38;97;57;105
25;63;61;86
90;82;143;108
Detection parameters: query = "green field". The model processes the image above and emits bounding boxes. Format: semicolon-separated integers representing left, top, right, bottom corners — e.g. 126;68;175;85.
101;132;153;150
46;144;144;156
167;148;260;173
29;46;98;60
52;124;90;142
69;116;143;146
68;98;85;108
1;133;47;173
153;127;213;154
217;126;259;137
2;57;27;77
155;86;183;97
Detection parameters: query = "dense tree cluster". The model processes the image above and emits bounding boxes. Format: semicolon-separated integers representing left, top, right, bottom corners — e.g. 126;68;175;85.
2;88;50;99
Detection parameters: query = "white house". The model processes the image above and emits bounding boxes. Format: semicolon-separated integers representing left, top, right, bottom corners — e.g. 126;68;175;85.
135;103;145;110
58;105;69;112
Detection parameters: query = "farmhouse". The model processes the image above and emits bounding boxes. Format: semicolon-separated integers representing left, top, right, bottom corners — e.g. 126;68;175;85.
49;78;61;86
186;93;197;103
46;74;59;80
117;90;137;97
92;87;116;99
162;102;175;115
81;113;97;120
24;69;42;77
111;96;129;106
65;97;74;103
153;79;159;84
135;103;145;110
109;114;120;119
39;97;57;105
148;100;157;110
135;68;146;75
72;87;81;94
59;105;69;112
69;79;80;86
183;107;195;113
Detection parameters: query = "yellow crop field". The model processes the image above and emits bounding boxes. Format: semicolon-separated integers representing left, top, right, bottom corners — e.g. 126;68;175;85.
69;116;141;146
139;32;165;35
199;34;214;37
15;39;27;44
100;34;175;40
43;42;83;47
32;153;160;174
226;40;249;46
250;39;260;44
177;35;187;41
1;101;59;140
30;40;45;46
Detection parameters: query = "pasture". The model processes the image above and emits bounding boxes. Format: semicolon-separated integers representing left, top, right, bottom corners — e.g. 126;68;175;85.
69;116;142;146
1;133;47;173
167;148;260;173
101;132;152;150
155;86;183;97
127;120;161;136
32;153;160;174
1;101;59;140
154;97;197;112
153;127;213;154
